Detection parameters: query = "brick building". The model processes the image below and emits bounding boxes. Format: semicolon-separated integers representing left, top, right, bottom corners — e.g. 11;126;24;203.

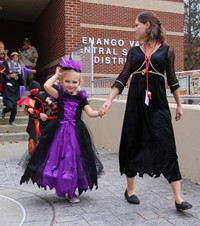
0;0;184;82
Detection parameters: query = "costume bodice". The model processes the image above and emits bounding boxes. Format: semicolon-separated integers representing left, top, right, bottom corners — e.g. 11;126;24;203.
56;86;88;123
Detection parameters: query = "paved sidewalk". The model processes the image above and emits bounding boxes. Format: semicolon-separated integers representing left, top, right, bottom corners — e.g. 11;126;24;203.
0;141;200;226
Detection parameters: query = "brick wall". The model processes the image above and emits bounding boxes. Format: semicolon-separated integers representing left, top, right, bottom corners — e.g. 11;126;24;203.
36;0;66;68
0;0;184;82
64;0;81;53
36;0;81;82
80;2;184;72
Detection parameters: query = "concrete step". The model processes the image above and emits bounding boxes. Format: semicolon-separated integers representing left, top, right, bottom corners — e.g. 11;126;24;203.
0;95;29;142
0;109;25;117
0;124;27;133
0;103;29;117
0;116;28;125
0;132;28;142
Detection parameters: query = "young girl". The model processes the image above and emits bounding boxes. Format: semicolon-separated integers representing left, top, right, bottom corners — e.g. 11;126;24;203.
20;57;104;203
10;52;36;97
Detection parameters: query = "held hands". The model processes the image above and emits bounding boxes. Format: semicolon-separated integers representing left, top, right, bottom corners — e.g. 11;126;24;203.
98;108;106;117
175;105;183;121
98;99;112;117
40;113;48;121
32;69;36;74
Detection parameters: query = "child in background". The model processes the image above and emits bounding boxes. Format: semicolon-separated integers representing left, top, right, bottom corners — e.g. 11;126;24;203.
20;57;104;203
10;52;36;97
33;75;59;133
18;81;41;154
0;60;24;125
0;50;8;95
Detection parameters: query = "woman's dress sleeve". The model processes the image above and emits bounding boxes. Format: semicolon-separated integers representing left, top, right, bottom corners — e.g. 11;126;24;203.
111;47;134;94
166;46;180;93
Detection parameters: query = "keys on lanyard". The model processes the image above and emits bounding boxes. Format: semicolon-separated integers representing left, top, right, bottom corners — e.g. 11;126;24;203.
143;41;157;106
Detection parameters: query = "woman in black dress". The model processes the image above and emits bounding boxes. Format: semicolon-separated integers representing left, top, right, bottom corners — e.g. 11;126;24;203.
100;12;192;211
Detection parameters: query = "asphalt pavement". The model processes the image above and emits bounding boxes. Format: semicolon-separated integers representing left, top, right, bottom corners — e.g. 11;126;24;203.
0;141;200;226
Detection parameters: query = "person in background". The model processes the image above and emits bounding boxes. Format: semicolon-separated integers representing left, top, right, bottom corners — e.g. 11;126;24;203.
0;41;9;60
0;60;24;126
10;51;36;98
0;48;6;96
100;11;192;211
0;47;9;96
18;38;39;87
33;75;59;133
18;81;41;154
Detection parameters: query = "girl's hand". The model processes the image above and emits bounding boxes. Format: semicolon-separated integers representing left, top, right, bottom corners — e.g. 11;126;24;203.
40;113;48;121
56;66;62;75
45;97;52;105
0;68;5;73
98;108;106;117
175;105;183;121
28;108;33;114
32;69;36;73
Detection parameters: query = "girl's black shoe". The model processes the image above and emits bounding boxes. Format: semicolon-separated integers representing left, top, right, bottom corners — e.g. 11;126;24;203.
124;189;140;204
175;201;192;211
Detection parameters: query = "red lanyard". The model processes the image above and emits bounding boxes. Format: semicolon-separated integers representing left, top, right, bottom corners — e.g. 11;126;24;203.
143;41;157;95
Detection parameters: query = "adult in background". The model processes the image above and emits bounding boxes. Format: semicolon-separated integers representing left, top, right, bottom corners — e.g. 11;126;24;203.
0;41;9;95
100;11;192;211
18;37;39;87
0;41;9;60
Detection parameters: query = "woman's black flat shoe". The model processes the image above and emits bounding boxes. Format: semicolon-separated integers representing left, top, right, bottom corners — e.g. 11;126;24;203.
175;201;192;211
124;189;140;204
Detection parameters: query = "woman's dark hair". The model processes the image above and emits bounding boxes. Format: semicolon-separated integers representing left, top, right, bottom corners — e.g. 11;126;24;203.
137;11;166;44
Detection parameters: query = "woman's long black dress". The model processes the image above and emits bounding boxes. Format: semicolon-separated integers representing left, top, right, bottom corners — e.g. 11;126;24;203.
113;44;182;183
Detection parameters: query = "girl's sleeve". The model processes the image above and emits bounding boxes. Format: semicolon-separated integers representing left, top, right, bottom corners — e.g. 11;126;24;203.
54;85;63;99
23;64;33;74
166;46;180;93
78;90;89;108
111;47;134;94
82;97;89;108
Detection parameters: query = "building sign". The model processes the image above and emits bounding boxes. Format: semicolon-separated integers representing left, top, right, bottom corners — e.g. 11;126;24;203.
82;37;139;65
190;73;200;94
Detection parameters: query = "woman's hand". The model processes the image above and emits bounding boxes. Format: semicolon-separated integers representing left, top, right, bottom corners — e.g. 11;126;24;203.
175;105;183;121
99;99;112;114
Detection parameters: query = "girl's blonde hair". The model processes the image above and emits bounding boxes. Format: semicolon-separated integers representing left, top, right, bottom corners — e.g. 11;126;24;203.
137;11;167;44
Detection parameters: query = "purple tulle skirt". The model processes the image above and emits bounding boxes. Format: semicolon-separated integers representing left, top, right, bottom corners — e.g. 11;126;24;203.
34;121;90;197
